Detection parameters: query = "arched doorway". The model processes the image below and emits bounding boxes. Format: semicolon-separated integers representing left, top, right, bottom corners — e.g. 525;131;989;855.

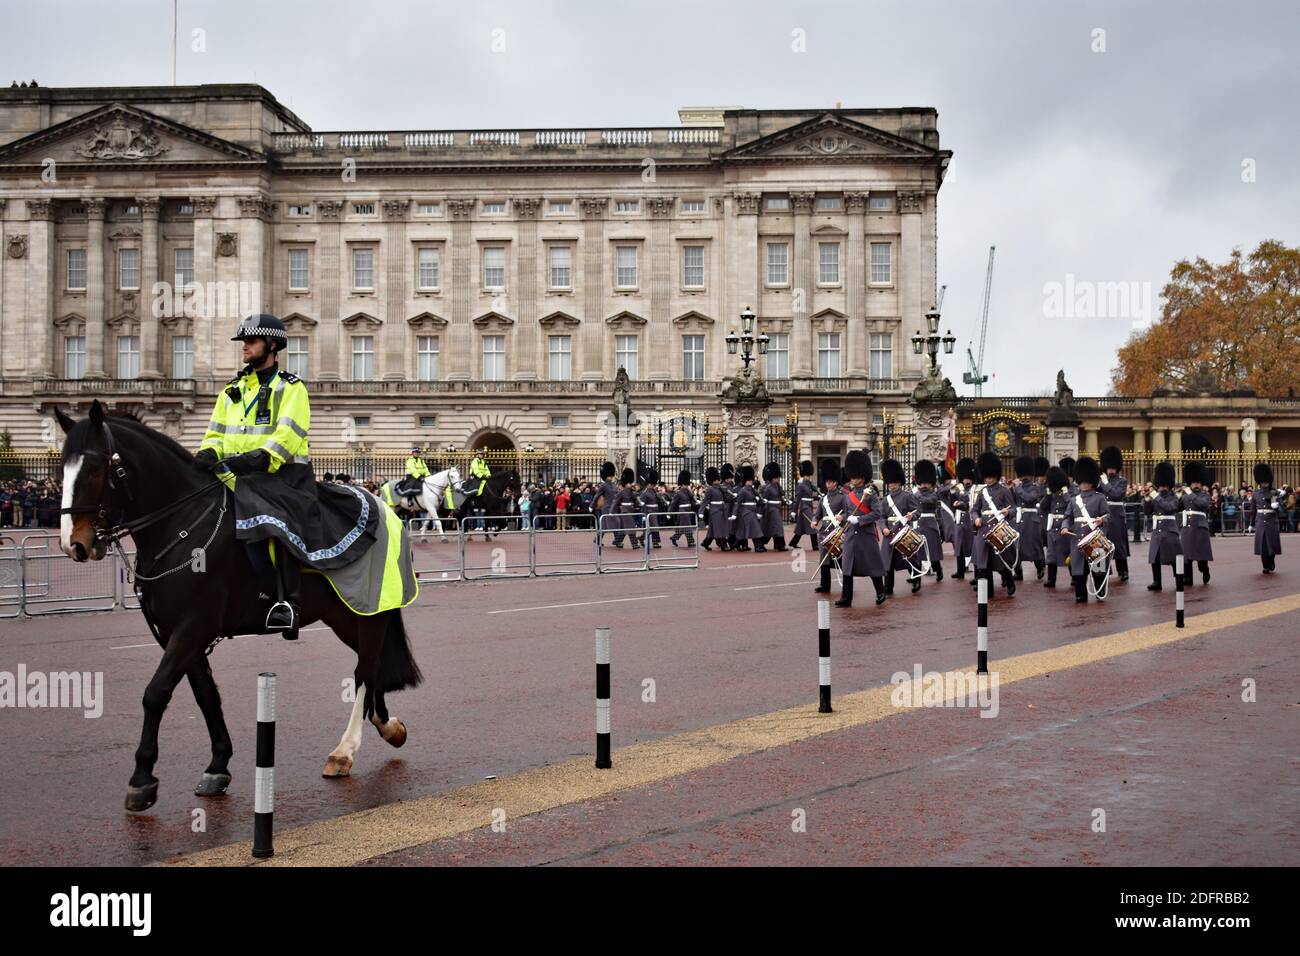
467;430;516;453
1182;432;1214;453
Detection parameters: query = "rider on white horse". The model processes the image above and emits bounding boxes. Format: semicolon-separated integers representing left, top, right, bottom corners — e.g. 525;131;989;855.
402;466;460;542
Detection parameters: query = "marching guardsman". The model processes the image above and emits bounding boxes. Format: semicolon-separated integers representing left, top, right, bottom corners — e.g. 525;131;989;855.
879;458;921;594
814;460;847;595
788;459;820;550
668;469;697;548
700;467;731;551
913;459;945;581
1099;446;1131;582
936;463;959;559
1063;456;1110;603
1059;456;1078;494
1252;462;1282;573
613;467;642;549
1042;465;1072;589
720;462;739;550
1034;456;1051;555
1145;461;1184;590
835;450;887;607
759;462;788;551
971;452;1017;597
732;465;765;551
1012;455;1045;581
594;461;619;537
639;467;664;549
951;457;977;578
1179;461;1214;585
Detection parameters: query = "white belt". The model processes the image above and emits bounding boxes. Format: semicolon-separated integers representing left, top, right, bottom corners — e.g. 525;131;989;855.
1015;507;1039;522
1182;510;1206;526
676;505;694;511
1046;514;1063;527
1153;515;1177;523
741;503;757;508
708;502;726;507
799;497;815;502
919;513;939;521
1107;502;1126;508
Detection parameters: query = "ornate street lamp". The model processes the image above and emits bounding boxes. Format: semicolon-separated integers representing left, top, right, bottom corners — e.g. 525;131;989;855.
912;305;956;376
727;306;768;369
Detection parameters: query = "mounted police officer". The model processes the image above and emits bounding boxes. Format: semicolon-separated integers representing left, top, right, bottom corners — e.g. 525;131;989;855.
399;445;430;503
462;447;492;500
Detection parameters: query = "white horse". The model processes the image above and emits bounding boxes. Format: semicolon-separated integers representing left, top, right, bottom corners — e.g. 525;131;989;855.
388;466;460;542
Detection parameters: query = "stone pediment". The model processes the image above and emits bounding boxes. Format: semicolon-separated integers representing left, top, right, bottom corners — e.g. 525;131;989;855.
407;311;447;331
341;311;382;330
538;310;580;330
672;310;715;331
723;113;940;163
472;311;514;330
0;103;266;167
605;310;647;329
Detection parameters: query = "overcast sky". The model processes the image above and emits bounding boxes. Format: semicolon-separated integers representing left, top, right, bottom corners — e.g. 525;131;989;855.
6;0;1297;396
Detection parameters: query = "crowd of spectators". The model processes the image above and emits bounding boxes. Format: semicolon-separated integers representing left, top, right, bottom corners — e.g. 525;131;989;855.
0;478;62;529
1120;480;1299;536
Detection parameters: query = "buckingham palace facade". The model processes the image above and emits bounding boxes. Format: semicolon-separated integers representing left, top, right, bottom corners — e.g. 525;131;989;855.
0;83;950;463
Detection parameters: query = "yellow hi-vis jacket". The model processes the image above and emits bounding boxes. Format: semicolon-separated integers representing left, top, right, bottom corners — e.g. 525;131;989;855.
469;457;491;480
199;365;310;488
405;456;430;480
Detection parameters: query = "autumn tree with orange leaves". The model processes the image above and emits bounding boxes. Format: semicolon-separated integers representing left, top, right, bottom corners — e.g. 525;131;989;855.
1111;240;1300;397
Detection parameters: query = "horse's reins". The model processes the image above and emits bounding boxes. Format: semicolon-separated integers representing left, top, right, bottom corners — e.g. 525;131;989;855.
60;421;229;581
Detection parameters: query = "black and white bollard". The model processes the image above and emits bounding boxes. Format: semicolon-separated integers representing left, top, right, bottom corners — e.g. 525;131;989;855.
1175;554;1185;628
977;576;989;674
252;672;276;859
595;627;611;769
817;599;832;713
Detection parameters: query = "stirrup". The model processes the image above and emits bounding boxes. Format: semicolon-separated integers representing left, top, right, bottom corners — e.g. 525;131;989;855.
266;600;298;631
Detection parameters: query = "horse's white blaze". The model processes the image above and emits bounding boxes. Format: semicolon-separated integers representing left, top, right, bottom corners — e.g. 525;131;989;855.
330;684;367;763
60;454;84;556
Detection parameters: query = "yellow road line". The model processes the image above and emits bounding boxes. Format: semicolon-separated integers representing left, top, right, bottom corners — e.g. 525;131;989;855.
165;591;1300;867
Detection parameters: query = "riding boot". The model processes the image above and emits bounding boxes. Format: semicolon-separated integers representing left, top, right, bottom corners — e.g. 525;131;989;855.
266;549;301;638
872;576;887;605
1045;563;1057;588
835;575;853;607
1147;562;1162;591
1074;574;1088;603
815;562;831;593
1035;560;1045;580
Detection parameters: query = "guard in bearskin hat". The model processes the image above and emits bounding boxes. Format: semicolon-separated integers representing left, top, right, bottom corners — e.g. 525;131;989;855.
669;469;697;548
1043;465;1072;589
639;466;665;549
1251;462;1282;573
971;452;1017;597
879;458;922;594
1145;460;1184;589
700;466;731;551
732;465;764;551
833;450;887;607
758;462;787;551
612;467;642;549
1063;456;1111;603
912;459;945;582
789;460;820;550
949;457;977;578
1178;460;1214;586
1099;446;1131;581
1012;455;1045;581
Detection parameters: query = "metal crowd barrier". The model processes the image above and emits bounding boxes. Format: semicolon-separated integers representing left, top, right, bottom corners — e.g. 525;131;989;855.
596;513;700;573
408;517;463;583
461;526;533;581
18;531;117;616
0;535;22;619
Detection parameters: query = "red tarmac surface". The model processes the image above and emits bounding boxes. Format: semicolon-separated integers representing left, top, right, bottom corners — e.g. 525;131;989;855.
0;532;1296;866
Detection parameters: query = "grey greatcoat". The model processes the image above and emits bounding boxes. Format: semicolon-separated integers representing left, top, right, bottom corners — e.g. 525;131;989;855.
596;479;620;530
732;484;764;540
1252;488;1283;557
879;488;920;570
670;487;697;532
701;484;731;540
1013;480;1045;563
937;482;962;546
1178;489;1214;562
792;478;820;538
1065;488;1111;573
1146;491;1184;564
837;484;886;577
759;481;786;539
913;486;945;568
956;482;976;557
818;486;848;567
972;483;1016;571
1043;489;1073;567
1099;472;1131;558
640;485;667;534
613;486;641;531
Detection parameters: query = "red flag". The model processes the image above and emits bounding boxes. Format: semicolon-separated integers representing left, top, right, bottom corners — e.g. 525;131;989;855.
944;410;957;478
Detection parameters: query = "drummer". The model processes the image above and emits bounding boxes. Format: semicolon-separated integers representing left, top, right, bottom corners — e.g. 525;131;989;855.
879;458;922;595
1146;461;1184;590
1063;456;1111;603
1179;461;1214;586
814;460;847;596
913;459;946;582
1012;455;1045;581
1042;465;1072;589
971;452;1017;597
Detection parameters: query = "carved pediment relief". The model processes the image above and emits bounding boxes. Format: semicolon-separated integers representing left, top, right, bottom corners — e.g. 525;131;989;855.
724;113;941;164
407;311;448;332
812;308;847;331
472;310;514;331
672;310;715;332
538;310;580;330
54;312;86;331
812;222;848;237
605;310;647;330
341;311;383;331
282;312;318;332
106;312;139;331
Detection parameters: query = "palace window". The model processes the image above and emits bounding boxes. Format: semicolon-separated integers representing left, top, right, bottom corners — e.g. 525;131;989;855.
417;247;440;290
548;200;571;215
352;248;374;290
615;246;638;289
682;245;705;289
869;333;893;379
615;200;640;215
174;248;194;290
549;246;572;289
548;335;572;381
817;332;841;378
816;196;843;211
870;242;892;284
869;195;893;211
287;203;313;218
766;243;789;286
420;415;437;427
417;335;439;381
169;335;192;378
766;333;789;380
550;414;570;428
285;336;309;378
482;335;505;380
681;199;705;214
288;249;310;291
482;201;506;215
615;335;638;378
64;336;86;379
351;335;374;380
352;202;376;216
417;202;441;215
117;335;140;379
818;242;840;285
118;249;140;290
67;249;86;291
765;196;790;211
682;334;705;380
483;247;506;290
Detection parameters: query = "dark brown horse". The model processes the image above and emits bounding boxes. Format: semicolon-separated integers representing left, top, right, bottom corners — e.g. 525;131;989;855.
57;401;423;812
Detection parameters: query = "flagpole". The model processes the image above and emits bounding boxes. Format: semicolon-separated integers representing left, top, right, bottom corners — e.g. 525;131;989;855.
171;0;177;85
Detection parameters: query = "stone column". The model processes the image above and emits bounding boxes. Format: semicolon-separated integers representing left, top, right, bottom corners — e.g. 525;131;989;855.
23;199;55;379
845;192;868;376
1083;426;1100;457
1225;428;1240;455
731;193;760;375
647;195;674;380
83;198;108;378
381;199;410;380
190;196;217;380
138;197;162;378
446;198;476;380
1150;428;1166;455
898;191;926;382
578;196;607;380
790;191;815;378
1167;426;1183;457
513;197;541;379
1132;426;1147;453
314;200;342;379
1257;427;1271;456
236;195;272;376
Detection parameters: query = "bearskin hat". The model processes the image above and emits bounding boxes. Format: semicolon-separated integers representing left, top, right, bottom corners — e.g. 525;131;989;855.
843;449;872;482
977;452;1003;481
914;458;937;486
1153;461;1176;488
1183;460;1206;487
740;464;756;483
720;463;735;481
1059;456;1075;480
705;466;720;484
1254;462;1273;485
819;459;841;485
764;461;782;480
641;467;659;485
620;468;635;485
881;458;905;486
799;459;814;477
956;457;975;482
1100;445;1123;473
1046;466;1068;493
678;469;692;486
1014;455;1034;478
600;461;616;480
1034;456;1050;477
1074;455;1101;487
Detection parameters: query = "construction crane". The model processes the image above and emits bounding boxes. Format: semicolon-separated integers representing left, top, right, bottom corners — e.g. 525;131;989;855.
963;245;995;396
936;284;947;311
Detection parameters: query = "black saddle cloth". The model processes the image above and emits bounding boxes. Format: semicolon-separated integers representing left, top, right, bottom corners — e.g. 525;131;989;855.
233;462;379;571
